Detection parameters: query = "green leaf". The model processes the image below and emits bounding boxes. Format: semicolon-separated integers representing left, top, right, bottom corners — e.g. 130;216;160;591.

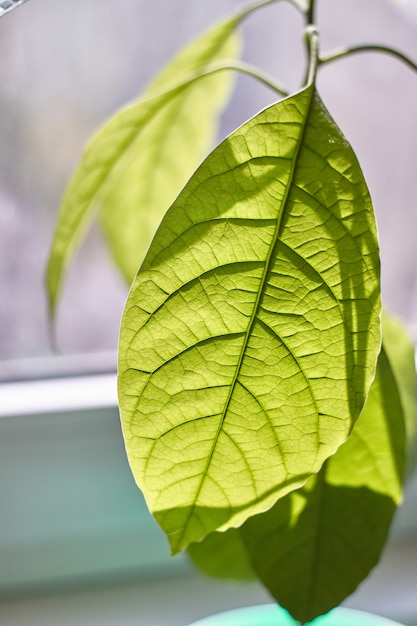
100;18;242;284
46;16;241;317
118;84;381;554
382;309;417;476
241;345;405;623
187;332;407;588
187;527;255;581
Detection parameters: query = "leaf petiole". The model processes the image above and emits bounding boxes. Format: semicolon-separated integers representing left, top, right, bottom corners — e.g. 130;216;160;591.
319;44;417;76
237;0;306;23
145;60;290;98
212;61;289;96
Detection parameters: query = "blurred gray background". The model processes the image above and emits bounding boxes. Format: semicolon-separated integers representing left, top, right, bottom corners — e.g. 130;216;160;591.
0;0;417;370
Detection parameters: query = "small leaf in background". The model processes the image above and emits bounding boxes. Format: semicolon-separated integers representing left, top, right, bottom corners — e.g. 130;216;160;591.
46;15;241;318
241;346;405;623
118;84;381;554
382;309;417;476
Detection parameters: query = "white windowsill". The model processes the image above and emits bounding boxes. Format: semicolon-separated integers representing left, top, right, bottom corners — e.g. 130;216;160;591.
0;372;416;626
0;373;118;417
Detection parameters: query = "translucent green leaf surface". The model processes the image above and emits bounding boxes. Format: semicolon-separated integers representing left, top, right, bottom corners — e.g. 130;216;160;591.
118;85;381;554
241;346;405;623
46;16;241;316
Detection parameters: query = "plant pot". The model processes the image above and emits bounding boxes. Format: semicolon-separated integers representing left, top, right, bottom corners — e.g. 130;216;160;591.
187;604;405;626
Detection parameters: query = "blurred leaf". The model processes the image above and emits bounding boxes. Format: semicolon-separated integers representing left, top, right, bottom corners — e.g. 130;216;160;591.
382;309;417;476
241;346;405;623
118;85;381;554
46;15;241;318
100;17;242;283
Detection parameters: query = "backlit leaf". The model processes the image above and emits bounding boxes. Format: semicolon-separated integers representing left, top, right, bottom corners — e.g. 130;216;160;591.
100;17;241;283
118;84;381;554
241;345;405;623
46;15;241;317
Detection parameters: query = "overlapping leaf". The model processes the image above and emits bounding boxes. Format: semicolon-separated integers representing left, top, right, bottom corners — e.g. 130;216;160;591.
241;344;405;623
189;338;406;622
46;15;241;317
99;17;241;283
118;84;381;554
187;527;255;581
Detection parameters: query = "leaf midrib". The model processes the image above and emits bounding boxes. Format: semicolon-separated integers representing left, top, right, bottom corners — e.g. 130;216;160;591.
175;86;315;551
303;468;327;623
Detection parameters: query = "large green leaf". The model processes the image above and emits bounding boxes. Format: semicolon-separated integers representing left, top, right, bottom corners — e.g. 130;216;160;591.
118;84;381;554
46;16;241;317
241;345;405;623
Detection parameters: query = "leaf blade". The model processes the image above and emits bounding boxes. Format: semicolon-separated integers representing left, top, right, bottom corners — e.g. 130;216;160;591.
241;345;406;623
118;85;381;553
99;17;242;283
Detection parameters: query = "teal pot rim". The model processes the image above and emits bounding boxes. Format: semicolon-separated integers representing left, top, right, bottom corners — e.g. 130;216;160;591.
187;604;405;626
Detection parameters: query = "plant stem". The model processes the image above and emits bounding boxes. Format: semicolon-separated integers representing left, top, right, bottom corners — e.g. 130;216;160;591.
237;0;306;23
147;61;289;100
304;25;319;86
202;61;289;97
319;44;417;76
305;0;316;26
302;0;319;87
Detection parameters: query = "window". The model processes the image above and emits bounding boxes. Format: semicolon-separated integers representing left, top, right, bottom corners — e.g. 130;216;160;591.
0;2;416;624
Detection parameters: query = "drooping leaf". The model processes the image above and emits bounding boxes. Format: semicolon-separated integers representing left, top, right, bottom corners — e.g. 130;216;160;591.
240;345;405;623
382;309;417;476
118;84;381;554
99;17;242;283
46;16;241;318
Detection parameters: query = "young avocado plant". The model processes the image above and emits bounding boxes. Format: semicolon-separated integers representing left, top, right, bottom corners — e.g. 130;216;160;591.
46;0;417;623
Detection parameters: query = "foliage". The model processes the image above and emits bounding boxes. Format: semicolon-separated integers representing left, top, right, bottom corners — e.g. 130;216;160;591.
189;325;406;623
46;0;417;623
